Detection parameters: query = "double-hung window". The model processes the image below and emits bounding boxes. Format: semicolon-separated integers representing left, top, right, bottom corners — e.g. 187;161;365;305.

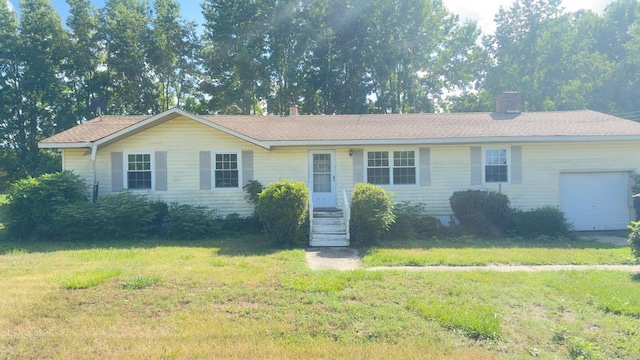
127;153;153;189
214;153;239;188
366;150;416;185
393;151;416;184
367;151;390;185
485;148;508;183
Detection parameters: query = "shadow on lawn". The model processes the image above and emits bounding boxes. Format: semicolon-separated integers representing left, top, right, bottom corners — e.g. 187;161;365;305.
0;233;284;257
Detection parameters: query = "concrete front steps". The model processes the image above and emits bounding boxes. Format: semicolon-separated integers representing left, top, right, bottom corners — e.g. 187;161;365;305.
310;208;349;247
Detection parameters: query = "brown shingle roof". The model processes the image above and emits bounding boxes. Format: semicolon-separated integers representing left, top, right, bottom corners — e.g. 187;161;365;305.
39;109;640;147
41;115;148;144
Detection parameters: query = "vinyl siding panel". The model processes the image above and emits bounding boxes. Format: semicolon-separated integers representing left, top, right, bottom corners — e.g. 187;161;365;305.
62;149;93;186
60;118;640;219
95;116;267;216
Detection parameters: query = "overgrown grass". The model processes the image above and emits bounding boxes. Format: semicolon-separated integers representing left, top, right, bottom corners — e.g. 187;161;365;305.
61;268;122;290
363;237;635;267
1;237;640;359
121;275;162;290
408;297;501;340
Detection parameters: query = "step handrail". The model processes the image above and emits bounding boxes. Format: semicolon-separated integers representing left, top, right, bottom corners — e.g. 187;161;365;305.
342;189;350;241
308;198;314;242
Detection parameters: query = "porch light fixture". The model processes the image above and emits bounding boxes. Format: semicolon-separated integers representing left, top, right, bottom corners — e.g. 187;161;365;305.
349;149;353;157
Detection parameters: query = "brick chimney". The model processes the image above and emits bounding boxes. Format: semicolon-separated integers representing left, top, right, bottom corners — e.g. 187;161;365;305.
496;91;522;114
289;104;299;116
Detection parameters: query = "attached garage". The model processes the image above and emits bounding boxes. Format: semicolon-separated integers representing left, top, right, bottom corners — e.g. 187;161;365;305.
560;172;632;231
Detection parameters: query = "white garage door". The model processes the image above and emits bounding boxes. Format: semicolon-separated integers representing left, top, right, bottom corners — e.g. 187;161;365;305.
560;172;630;231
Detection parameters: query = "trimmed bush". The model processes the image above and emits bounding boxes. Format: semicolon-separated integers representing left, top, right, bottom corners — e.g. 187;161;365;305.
243;180;264;207
628;221;640;259
449;190;511;237
350;183;395;246
256;180;309;246
97;192;158;239
386;202;441;240
510;206;571;238
53;192;164;241
3;171;88;239
53;201;104;241
164;203;220;240
220;213;262;235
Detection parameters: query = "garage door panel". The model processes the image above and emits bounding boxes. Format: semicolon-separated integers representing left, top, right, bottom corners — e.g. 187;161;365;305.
560;172;630;231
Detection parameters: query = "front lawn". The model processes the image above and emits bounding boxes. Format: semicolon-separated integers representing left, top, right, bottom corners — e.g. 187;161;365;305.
362;236;635;267
1;237;639;359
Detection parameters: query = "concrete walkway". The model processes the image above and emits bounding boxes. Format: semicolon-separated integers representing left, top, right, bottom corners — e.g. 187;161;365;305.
305;239;640;272
305;247;362;270
368;264;640;272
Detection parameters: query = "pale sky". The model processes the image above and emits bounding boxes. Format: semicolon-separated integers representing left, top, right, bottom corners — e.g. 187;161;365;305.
443;0;613;34
4;0;614;35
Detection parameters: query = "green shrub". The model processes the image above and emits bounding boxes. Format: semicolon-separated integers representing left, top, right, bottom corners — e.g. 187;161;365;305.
164;203;220;240
449;190;511;237
256;180;309;246
53;201;104;241
97;192;158;239
350;183;395;246
386;202;441;240
243;179;264;207
3;171;88;239
510;206;571;238
53;192;164;241
628;221;640;259
149;200;169;235
220;213;262;235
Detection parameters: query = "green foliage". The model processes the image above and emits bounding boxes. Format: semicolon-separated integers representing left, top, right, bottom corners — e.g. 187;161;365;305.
53;201;104;241
350;183;395;246
164;203;220;240
449;190;511;237
53;192;163;241
96;192;158;239
510;206;571;238
242;179;264;207
255;180;309;246
386;202;441;240
567;336;601;360
628;221;640;259
149;200;169;234
3;171;88;239
220;213;262;235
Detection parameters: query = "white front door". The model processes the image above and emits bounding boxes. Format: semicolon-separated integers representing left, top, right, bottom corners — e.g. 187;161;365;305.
309;150;337;208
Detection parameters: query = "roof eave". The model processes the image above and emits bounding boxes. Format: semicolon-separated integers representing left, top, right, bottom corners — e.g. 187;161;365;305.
38;142;91;149
94;108;271;150
265;135;640;147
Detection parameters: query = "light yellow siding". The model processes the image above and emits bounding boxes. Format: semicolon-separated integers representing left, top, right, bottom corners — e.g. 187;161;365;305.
348;142;640;221
62;115;640;219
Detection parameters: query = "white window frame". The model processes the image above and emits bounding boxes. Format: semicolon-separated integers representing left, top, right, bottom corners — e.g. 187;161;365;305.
212;151;242;189
123;151;155;190
483;147;509;184
365;149;418;186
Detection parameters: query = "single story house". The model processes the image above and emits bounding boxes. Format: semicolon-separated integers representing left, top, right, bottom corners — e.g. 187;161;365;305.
39;92;640;245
